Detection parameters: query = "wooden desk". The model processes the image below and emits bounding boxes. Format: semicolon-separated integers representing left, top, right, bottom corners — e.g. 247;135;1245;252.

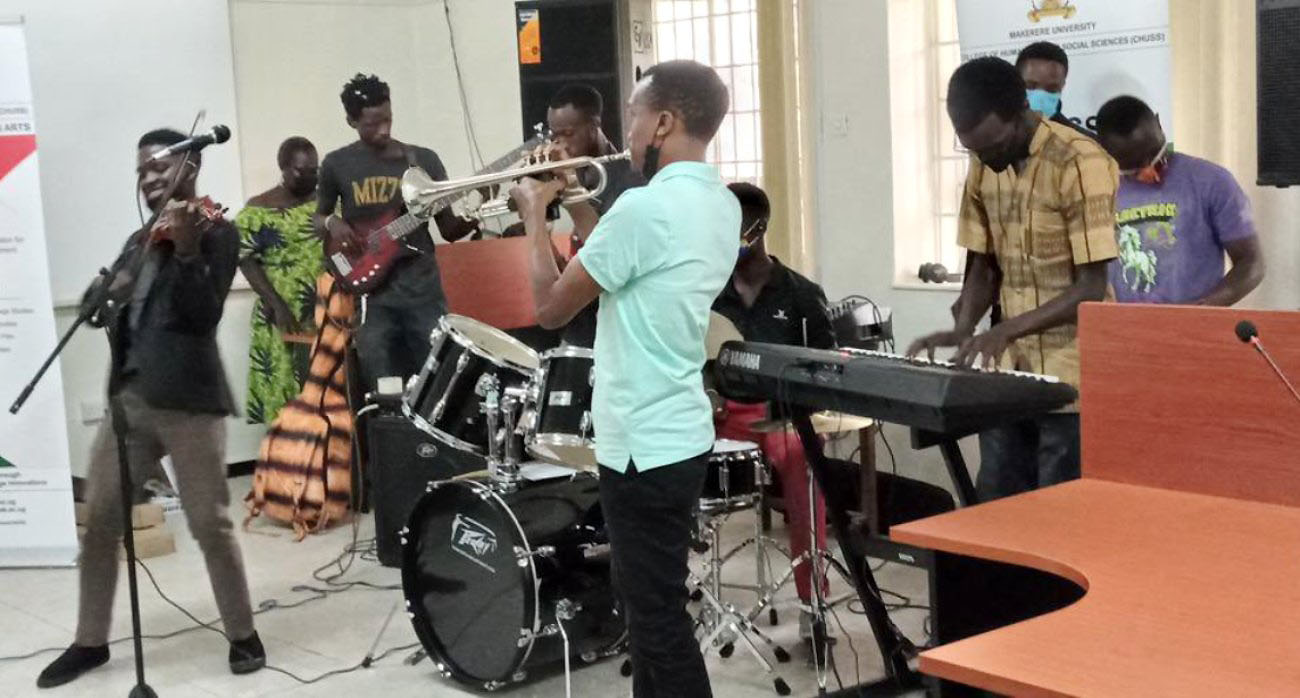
435;233;570;329
891;304;1300;697
893;478;1300;696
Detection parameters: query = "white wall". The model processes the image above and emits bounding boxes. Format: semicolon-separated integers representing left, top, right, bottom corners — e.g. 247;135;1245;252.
230;0;523;195
8;0;523;475
806;0;977;487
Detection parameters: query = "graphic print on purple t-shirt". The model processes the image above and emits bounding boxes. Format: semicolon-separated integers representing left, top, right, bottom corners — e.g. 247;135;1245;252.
1109;153;1256;304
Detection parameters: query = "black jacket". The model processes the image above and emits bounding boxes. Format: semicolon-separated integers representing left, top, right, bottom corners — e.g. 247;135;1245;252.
712;257;836;350
88;220;240;415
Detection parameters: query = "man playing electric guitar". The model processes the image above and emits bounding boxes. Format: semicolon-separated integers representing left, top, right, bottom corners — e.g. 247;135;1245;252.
314;73;477;390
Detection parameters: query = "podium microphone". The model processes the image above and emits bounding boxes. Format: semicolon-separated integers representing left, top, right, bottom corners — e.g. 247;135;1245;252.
1235;320;1300;407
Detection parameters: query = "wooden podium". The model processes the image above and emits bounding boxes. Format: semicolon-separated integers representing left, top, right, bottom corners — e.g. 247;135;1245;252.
890;304;1300;696
434;234;571;329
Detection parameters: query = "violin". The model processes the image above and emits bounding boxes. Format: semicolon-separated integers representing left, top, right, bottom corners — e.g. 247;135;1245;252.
148;195;227;245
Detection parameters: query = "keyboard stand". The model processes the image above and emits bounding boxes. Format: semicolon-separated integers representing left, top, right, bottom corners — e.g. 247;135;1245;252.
910;428;979;507
792;410;923;695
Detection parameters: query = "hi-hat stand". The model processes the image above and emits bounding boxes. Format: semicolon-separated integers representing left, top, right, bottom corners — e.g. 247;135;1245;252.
790;410;923;697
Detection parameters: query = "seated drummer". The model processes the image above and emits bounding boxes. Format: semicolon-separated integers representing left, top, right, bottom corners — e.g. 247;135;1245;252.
711;182;835;643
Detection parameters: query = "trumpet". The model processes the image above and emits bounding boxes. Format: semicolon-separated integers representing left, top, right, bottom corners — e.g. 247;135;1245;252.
401;150;631;221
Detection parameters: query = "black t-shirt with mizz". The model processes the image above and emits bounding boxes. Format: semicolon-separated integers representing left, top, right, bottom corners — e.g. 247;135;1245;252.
317;140;448;255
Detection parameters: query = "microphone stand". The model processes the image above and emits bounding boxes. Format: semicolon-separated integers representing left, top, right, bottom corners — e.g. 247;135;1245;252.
10;157;194;698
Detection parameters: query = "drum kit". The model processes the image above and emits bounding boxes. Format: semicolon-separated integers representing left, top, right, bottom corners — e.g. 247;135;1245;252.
392;313;859;694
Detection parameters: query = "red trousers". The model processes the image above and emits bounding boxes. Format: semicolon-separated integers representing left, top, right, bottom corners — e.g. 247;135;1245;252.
716;401;828;601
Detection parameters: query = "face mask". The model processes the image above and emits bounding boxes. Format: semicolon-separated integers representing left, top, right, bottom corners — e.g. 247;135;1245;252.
641;143;661;180
1026;89;1061;118
288;176;317;197
738;218;766;258
1120;141;1172;184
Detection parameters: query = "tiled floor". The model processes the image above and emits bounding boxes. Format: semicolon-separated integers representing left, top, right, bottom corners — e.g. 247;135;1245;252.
0;476;931;697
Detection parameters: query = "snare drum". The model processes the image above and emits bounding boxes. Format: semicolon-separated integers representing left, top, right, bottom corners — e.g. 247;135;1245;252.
405;315;539;453
526;346;596;469
701;439;765;510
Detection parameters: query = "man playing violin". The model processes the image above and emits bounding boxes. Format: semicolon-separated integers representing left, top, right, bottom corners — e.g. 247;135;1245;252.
37;128;264;689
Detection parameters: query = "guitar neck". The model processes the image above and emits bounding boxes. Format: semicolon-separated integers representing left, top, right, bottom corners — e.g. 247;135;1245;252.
382;212;425;242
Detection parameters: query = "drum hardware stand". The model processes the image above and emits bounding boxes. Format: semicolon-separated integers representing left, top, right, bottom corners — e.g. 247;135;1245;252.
555;599;576;698
804;457;837;691
696;464;793;627
689;507;793;697
790;411;922;696
742;547;856;636
480;375;526;491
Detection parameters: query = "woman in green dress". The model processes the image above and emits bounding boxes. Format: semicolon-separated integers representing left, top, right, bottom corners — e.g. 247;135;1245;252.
236;136;323;425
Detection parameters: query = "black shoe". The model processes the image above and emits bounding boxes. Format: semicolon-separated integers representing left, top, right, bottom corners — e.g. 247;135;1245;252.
37;645;109;689
228;631;266;675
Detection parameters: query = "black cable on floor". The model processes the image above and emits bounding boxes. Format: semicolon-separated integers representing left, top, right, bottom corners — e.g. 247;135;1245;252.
137;559;416;686
0;517;403;673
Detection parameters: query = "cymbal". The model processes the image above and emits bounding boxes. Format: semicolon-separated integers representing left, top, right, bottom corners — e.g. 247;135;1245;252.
706;311;743;360
749;411;875;435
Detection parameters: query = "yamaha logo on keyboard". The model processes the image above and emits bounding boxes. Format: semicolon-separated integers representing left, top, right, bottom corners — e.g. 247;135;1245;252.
721;349;761;371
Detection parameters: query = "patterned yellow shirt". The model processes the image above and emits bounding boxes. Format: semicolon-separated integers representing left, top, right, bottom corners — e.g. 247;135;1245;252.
957;117;1119;398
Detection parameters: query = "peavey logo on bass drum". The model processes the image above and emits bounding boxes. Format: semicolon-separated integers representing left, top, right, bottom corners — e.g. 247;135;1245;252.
720;349;761;372
450;514;498;573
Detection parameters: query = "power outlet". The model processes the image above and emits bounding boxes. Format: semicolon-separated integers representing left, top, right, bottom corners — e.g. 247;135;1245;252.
80;398;106;424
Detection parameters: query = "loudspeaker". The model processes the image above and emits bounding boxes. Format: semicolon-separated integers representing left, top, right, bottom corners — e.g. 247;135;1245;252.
1258;0;1300;187
515;0;654;146
368;412;485;567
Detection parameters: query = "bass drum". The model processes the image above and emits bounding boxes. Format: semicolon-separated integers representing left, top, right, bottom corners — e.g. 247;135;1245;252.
401;475;624;690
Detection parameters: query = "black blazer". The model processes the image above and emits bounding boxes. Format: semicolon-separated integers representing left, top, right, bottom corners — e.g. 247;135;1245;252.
88;220;240;415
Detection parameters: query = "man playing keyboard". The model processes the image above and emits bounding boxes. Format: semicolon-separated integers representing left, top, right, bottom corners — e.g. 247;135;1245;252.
908;57;1118;500
711;183;836;645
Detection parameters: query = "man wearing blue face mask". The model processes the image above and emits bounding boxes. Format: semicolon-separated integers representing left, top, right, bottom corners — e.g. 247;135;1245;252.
1016;41;1093;138
712;183;834;351
711;183;835;647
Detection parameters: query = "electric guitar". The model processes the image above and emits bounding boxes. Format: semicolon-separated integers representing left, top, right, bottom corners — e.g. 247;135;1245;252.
324;134;547;294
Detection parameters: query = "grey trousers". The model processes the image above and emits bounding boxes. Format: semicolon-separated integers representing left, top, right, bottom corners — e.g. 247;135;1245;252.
75;387;255;646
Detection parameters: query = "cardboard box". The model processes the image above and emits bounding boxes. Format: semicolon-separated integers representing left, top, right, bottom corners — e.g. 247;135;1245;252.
74;502;166;530
75;522;177;560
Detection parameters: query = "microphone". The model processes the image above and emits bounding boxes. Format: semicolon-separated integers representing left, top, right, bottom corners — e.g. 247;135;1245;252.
147;125;231;161
1235;320;1300;407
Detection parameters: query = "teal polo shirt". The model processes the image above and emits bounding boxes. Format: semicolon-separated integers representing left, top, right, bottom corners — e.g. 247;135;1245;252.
576;161;740;472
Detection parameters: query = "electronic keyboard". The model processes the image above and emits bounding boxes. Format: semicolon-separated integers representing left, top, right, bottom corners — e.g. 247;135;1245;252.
714;341;1077;434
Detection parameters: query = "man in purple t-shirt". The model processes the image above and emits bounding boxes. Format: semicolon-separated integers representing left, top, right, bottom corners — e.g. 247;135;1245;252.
1095;96;1265;305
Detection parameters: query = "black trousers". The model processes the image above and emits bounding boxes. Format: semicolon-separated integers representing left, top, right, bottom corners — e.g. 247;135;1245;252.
353;257;447;390
599;453;712;698
976;413;1081;501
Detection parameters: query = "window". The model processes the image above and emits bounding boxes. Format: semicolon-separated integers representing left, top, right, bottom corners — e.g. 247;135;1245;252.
888;0;966;285
653;0;762;184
